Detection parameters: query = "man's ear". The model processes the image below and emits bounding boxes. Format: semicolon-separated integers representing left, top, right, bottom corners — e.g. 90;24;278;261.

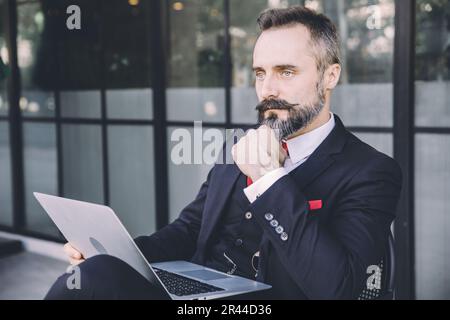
324;64;341;90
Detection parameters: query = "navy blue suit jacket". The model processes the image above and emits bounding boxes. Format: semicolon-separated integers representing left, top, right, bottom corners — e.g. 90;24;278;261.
135;114;403;299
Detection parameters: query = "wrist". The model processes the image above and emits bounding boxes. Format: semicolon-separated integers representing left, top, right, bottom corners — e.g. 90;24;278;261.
250;165;282;182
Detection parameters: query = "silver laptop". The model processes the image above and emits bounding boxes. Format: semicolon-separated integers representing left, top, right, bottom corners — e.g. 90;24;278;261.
34;192;271;300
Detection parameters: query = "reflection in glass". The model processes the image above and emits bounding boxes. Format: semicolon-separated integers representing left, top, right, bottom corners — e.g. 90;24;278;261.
0;90;7;117
103;0;152;89
0;122;12;226
167;0;226;122
17;1;55;117
415;135;450;299
103;0;154;120
108;126;156;237
317;0;395;127
23;123;59;237
0;0;8;117
415;0;450;127
61;124;104;203
54;0;102;90
415;0;450;300
60;90;101;119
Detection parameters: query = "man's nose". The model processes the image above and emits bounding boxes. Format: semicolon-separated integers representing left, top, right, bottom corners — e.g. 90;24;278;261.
261;75;280;100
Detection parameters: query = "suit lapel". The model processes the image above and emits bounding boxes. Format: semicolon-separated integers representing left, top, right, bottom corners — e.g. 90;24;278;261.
289;114;348;189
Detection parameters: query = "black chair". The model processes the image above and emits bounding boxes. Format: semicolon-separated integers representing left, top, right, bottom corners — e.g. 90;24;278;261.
357;231;395;300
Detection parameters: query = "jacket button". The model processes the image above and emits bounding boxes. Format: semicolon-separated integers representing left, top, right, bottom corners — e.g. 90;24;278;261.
280;232;288;241
265;213;273;221
275;226;284;234
235;239;243;246
245;212;252;220
270;219;279;227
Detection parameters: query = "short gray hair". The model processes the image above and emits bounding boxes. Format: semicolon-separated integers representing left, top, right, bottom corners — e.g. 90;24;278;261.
257;6;341;75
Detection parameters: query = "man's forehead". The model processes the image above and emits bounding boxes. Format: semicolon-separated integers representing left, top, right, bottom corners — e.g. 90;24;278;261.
253;24;315;66
253;47;315;70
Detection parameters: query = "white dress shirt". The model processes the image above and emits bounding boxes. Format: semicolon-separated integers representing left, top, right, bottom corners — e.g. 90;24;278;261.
244;113;336;203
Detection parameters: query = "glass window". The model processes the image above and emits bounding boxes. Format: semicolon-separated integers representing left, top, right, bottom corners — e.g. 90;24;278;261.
415;134;450;299
0;0;8;117
60;90;101;119
166;0;226;123
168;160;213;222
352;132;393;157
415;0;450;127
0;0;12;227
52;0;103;119
54;0;102;90
103;0;153;120
0;86;7;117
167;126;224;222
230;0;395;127
103;0;152;89
106;89;153;120
415;0;450;300
323;0;395;127
61;124;104;203
17;0;55;118
23;123;59;237
108;126;156;237
0;122;12;226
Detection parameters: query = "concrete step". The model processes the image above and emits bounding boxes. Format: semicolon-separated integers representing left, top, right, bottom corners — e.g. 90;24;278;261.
0;237;23;258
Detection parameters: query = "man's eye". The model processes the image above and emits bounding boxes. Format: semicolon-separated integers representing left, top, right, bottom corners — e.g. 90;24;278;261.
255;72;265;80
282;70;294;77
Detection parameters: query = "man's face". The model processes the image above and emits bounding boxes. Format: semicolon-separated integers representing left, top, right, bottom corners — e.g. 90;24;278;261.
253;24;326;140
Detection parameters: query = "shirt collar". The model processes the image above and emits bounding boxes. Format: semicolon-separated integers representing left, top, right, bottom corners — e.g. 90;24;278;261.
284;112;335;164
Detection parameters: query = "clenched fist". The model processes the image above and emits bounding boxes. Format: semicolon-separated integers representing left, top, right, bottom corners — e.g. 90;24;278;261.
231;125;288;182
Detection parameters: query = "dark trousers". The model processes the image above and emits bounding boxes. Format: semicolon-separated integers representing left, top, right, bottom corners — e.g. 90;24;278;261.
45;255;271;300
45;255;169;300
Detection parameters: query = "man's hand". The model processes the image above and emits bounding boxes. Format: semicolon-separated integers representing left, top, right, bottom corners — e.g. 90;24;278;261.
232;125;287;182
63;243;85;266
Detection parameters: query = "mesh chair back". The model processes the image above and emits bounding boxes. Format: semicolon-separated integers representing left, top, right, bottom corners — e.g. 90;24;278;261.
357;232;395;300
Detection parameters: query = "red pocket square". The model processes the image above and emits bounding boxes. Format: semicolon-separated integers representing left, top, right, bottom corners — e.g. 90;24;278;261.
308;200;322;211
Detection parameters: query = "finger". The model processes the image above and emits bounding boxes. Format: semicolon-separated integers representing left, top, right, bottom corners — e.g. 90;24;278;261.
256;127;276;168
235;136;252;165
63;243;75;255
64;243;82;259
69;257;85;266
265;127;285;164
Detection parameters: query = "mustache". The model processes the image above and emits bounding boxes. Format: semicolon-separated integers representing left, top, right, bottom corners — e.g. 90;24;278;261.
255;99;299;113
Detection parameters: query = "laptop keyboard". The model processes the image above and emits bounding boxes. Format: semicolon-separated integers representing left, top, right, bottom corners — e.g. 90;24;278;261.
154;268;226;297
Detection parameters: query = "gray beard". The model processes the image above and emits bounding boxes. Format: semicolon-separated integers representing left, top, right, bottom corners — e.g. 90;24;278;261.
259;101;324;141
258;85;326;141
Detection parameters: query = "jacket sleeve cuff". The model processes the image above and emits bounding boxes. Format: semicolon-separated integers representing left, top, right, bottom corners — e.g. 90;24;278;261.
249;175;309;243
243;167;288;203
